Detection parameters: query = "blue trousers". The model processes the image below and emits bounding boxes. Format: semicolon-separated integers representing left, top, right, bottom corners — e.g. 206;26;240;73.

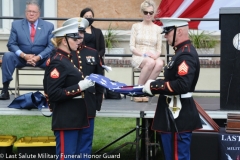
79;118;95;160
55;130;83;160
1;52;46;83
160;132;192;160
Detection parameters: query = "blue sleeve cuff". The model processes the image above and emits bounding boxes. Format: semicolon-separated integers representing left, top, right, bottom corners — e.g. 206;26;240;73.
16;50;22;57
38;55;42;59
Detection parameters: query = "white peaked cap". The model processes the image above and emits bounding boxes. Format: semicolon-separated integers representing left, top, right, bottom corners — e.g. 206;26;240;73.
62;17;89;29
52;22;79;37
160;18;190;28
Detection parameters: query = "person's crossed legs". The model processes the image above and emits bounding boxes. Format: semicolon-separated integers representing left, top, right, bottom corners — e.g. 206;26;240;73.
0;52;46;100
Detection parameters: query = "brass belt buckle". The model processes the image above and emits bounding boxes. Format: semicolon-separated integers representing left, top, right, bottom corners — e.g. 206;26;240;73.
171;96;181;113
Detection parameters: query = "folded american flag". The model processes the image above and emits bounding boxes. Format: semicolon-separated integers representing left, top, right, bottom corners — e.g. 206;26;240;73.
86;73;126;90
112;85;148;97
87;74;150;97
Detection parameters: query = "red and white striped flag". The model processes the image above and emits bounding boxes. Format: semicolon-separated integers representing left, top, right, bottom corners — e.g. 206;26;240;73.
155;0;240;30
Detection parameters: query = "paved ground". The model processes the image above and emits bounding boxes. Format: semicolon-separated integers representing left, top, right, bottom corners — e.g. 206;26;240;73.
0;94;220;111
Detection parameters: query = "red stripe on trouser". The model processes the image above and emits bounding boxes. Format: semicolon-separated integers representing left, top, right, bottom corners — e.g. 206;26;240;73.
60;131;65;160
174;133;178;160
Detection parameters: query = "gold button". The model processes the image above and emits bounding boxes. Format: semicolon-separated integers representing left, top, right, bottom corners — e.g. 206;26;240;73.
91;63;93;65
67;91;70;94
80;66;82;69
71;60;73;62
78;56;80;58
161;85;164;88
72;90;75;93
77;89;79;92
82;75;84;78
79;69;81;71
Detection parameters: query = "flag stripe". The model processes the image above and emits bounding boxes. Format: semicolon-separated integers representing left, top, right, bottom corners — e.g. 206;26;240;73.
198;0;240;30
155;0;184;25
179;0;214;29
156;0;240;30
172;0;193;17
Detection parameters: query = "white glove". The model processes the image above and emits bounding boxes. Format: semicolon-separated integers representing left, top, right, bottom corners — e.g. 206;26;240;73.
78;78;95;91
102;65;112;72
142;79;154;96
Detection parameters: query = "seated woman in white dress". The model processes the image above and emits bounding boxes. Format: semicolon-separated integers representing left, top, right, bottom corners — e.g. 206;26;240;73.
130;0;163;102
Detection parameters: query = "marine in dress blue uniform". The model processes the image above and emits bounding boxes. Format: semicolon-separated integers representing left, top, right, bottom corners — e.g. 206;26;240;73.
62;17;104;160
76;45;104;159
43;21;94;160
143;18;202;160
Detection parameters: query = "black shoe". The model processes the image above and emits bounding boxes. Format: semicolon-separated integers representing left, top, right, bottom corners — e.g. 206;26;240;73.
0;91;10;100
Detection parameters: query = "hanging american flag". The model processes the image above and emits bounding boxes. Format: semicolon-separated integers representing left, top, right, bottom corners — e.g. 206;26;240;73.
87;74;150;97
155;0;240;30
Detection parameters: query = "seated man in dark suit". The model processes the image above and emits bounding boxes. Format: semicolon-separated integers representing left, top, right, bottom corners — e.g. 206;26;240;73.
0;0;54;100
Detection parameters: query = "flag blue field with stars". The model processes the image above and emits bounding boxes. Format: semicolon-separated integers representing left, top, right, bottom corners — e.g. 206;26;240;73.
87;74;151;97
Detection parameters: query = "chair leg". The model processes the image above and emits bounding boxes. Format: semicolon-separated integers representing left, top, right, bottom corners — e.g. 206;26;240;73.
132;67;134;86
131;67;135;101
15;68;19;97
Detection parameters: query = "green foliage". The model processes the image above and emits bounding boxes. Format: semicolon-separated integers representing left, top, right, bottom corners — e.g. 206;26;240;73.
0;116;140;159
189;30;218;49
104;23;119;51
0;115;53;138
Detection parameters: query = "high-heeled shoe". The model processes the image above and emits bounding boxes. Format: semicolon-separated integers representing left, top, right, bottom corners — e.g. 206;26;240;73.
142;97;149;102
133;97;143;102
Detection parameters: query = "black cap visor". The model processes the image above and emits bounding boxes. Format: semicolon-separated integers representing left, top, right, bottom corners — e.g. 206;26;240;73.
78;27;86;32
161;26;175;34
66;33;83;39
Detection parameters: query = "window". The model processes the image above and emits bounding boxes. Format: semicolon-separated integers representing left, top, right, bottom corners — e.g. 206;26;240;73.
13;0;44;17
0;0;57;33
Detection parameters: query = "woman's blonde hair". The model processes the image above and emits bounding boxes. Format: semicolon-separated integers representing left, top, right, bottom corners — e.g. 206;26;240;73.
140;0;157;14
51;37;64;47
